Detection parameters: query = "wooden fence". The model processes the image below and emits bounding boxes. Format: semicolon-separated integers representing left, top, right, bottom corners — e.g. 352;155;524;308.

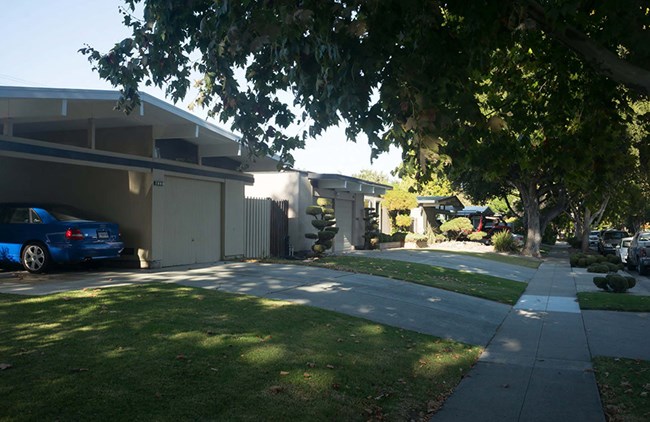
244;197;288;258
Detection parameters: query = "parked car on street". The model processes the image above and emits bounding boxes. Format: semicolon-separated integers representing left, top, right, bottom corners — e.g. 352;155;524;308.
588;231;600;248
616;236;633;264
598;230;629;255
0;204;123;273
627;231;650;275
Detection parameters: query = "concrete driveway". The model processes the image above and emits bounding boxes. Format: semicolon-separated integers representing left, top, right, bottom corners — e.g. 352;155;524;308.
0;261;510;346
346;249;536;282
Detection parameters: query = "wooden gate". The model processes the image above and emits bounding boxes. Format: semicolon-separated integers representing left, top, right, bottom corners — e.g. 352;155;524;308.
245;197;288;258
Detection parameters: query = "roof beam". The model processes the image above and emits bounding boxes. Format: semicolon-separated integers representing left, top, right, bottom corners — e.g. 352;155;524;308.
153;124;199;140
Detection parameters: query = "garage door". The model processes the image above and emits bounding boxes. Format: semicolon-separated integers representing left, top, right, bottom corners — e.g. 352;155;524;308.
163;176;221;266
334;199;353;252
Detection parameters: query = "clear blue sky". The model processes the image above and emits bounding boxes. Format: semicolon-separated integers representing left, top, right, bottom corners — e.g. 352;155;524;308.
0;1;402;178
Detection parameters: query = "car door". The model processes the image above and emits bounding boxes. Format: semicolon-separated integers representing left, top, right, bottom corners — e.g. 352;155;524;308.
0;206;33;264
629;234;639;266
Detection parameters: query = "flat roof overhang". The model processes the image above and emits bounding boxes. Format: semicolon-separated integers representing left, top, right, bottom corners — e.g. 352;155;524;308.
0;86;279;173
308;173;392;195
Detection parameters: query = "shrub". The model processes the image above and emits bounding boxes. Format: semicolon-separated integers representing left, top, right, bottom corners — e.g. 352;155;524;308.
577;257;588;267
378;233;393;243
592;274;638;293
468;231;487;241
593;277;608;289
395;214;412;231
440;217;474;240
493;230;519;253
391;232;408;242
606;255;621;264
405;233;428;243
587;263;610;273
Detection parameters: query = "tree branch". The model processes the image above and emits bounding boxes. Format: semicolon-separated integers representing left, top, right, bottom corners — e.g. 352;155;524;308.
523;0;650;95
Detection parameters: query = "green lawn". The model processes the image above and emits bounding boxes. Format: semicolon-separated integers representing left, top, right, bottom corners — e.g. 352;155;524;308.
577;292;650;312
593;357;650;421
275;256;526;305
410;249;542;269
0;284;481;421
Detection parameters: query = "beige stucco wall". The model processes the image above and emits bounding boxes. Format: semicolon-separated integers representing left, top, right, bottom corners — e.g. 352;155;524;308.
223;179;245;259
246;171;318;252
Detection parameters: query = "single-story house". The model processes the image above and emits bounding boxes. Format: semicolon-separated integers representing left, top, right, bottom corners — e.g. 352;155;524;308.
410;195;464;234
456;205;495;231
0;86;276;268
245;170;391;253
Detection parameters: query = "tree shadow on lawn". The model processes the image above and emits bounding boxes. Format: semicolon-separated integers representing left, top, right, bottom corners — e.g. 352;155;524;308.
0;284;481;421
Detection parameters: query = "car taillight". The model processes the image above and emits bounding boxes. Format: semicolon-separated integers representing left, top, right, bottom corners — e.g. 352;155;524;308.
65;228;84;240
641;249;647;257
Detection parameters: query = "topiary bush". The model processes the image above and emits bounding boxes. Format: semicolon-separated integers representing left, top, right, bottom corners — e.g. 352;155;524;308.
592;274;637;293
587;263;610;273
468;231;487;242
362;207;380;250
405;233;428;245
395;214;412;231
492;230;519;253
305;198;338;256
439;217;474;241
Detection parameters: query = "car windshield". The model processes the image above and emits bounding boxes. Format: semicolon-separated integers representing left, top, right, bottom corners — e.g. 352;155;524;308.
603;232;626;240
45;205;94;222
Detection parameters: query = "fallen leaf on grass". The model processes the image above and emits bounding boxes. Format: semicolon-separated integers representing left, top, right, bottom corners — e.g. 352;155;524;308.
303;372;312;379
332;383;341;390
70;368;89;373
306;362;316;368
0;363;12;370
176;354;187;360
326;364;335;369
280;371;290;376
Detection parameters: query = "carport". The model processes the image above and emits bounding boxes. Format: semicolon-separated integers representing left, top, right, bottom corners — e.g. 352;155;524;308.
0;86;276;268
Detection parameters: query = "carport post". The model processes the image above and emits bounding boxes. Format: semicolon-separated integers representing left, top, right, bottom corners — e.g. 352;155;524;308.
87;118;96;149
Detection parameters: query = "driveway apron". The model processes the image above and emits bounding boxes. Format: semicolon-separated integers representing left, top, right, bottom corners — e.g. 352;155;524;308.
431;250;605;422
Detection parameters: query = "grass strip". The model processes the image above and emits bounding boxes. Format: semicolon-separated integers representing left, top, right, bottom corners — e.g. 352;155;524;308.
0;284;481;421
410;249;542;269
577;292;650;312
593;357;650;421
270;256;526;305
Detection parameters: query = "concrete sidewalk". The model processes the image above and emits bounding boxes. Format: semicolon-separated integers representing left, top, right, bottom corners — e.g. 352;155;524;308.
347;249;537;282
431;248;605;422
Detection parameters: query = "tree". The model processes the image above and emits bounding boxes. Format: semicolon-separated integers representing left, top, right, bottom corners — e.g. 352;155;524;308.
81;0;650;170
352;169;391;185
444;29;634;256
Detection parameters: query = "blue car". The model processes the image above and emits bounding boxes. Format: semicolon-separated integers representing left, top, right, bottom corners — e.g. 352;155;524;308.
0;203;124;273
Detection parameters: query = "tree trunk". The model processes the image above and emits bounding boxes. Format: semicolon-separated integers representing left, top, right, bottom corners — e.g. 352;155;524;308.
519;182;542;258
580;207;592;252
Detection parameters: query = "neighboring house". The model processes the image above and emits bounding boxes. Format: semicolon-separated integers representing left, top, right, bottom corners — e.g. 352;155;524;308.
245;171;391;253
0;86;277;268
456;205;495;231
411;196;465;234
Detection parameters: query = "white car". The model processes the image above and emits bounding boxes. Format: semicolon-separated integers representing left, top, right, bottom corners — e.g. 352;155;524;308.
588;231;600;248
616;237;633;264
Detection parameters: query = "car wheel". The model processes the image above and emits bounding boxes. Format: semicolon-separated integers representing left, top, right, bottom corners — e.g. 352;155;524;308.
21;243;50;274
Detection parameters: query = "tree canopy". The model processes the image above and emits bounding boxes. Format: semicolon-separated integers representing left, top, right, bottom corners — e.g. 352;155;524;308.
82;0;650;171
